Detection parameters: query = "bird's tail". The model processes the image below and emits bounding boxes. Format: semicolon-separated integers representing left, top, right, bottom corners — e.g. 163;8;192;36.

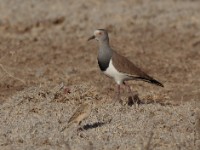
149;79;164;87
135;77;164;87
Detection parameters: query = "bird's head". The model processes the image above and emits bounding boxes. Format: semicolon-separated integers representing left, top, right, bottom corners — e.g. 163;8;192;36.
88;29;109;42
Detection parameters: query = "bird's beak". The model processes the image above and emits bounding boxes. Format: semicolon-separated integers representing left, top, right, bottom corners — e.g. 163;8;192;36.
87;35;95;41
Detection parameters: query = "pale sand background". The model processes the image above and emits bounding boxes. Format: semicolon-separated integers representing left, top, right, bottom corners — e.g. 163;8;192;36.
0;0;200;149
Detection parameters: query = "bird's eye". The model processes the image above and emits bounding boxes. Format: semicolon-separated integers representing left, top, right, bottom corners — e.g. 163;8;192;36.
98;32;102;35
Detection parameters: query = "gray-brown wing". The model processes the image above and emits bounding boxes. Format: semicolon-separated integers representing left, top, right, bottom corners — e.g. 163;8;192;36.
112;51;150;78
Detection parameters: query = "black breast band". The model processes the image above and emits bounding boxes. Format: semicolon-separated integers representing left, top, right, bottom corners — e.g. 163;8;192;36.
98;59;110;71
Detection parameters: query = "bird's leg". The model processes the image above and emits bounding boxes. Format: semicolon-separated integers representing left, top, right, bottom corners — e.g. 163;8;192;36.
116;84;121;100
123;82;140;106
113;84;121;101
123;82;132;94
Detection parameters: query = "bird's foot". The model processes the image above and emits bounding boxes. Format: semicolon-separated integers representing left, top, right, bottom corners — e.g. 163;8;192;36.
127;92;142;108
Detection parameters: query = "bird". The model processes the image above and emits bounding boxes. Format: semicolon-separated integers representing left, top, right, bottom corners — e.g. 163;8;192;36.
61;102;92;138
64;102;92;130
88;29;164;100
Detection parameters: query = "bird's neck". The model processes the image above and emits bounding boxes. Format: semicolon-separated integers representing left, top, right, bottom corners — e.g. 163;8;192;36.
98;40;112;61
98;40;111;52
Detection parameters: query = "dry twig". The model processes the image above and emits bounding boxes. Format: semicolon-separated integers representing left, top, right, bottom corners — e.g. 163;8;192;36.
0;64;25;84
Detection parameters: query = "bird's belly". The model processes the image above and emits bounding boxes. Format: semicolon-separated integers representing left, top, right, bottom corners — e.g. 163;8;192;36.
103;60;129;84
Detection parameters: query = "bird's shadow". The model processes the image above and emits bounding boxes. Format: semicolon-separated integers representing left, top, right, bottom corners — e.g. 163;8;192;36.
127;94;178;106
79;122;106;131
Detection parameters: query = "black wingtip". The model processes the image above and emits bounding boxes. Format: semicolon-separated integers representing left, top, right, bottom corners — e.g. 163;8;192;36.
150;79;164;87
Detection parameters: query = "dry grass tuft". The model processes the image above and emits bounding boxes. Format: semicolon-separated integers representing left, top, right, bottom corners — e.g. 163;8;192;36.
0;83;197;150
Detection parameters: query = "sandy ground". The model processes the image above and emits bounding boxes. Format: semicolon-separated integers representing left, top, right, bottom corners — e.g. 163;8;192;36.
0;0;200;149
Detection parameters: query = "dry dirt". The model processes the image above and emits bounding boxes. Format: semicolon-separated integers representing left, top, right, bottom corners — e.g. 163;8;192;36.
0;0;200;149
